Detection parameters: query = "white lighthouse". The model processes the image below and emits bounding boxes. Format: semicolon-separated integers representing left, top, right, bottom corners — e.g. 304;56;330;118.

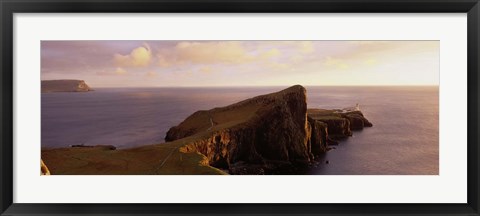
355;103;360;111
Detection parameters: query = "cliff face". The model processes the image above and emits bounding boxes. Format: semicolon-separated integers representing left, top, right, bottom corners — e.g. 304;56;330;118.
41;80;92;93
166;85;312;173
307;117;329;155
166;86;373;174
340;111;373;130
306;109;373;157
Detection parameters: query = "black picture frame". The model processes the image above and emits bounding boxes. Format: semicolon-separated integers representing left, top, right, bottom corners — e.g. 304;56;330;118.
1;0;479;215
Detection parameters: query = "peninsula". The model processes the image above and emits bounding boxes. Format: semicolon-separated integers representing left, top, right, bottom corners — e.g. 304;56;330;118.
41;85;372;175
41;80;92;93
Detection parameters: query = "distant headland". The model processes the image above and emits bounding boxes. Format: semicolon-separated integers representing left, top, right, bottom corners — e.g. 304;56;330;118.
41;85;372;175
41;80;92;93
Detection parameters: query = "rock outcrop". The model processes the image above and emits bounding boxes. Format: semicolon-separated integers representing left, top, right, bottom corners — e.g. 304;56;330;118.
41;80;92;93
306;109;374;156
340;111;373;130
166;85;312;173
165;85;373;174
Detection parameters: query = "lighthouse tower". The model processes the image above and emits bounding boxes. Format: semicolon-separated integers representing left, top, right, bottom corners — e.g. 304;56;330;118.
355;103;360;111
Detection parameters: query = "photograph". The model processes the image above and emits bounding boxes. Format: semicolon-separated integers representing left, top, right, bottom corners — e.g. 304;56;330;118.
40;40;439;175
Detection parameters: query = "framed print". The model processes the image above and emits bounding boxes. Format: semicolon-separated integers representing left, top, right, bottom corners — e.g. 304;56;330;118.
1;0;479;215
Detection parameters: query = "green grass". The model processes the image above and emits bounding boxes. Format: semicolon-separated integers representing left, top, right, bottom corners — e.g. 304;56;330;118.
42;140;227;175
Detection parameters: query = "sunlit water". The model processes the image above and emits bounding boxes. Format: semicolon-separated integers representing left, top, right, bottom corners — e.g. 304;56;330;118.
42;86;438;175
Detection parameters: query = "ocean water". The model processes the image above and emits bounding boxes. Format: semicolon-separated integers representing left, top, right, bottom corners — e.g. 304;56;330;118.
41;86;438;175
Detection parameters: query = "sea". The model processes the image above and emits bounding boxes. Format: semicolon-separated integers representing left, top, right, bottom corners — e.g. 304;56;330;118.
41;86;439;175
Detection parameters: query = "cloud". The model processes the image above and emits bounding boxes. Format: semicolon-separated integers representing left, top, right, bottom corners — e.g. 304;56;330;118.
114;43;152;67
42;41;115;74
322;41;438;70
260;48;281;59
157;55;171;68
96;67;128;76
157;41;284;68
173;41;252;64
345;41;438;59
115;67;127;75
267;62;292;71
198;66;213;74
145;71;157;77
364;58;378;66
298;41;314;54
323;56;349;70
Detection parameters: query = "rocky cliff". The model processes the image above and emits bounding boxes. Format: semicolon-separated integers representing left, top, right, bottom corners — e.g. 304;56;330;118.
165;85;373;174
306;109;373;149
41;80;92;93
166;85;312;173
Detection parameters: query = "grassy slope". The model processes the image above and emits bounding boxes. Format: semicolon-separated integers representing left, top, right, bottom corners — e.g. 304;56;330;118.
41;97;263;175
306;108;344;120
42;140;226;175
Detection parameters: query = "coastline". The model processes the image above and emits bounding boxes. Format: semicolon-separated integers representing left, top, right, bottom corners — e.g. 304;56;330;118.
42;85;373;175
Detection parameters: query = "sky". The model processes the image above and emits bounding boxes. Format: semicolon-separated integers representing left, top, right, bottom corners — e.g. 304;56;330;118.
41;41;439;87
